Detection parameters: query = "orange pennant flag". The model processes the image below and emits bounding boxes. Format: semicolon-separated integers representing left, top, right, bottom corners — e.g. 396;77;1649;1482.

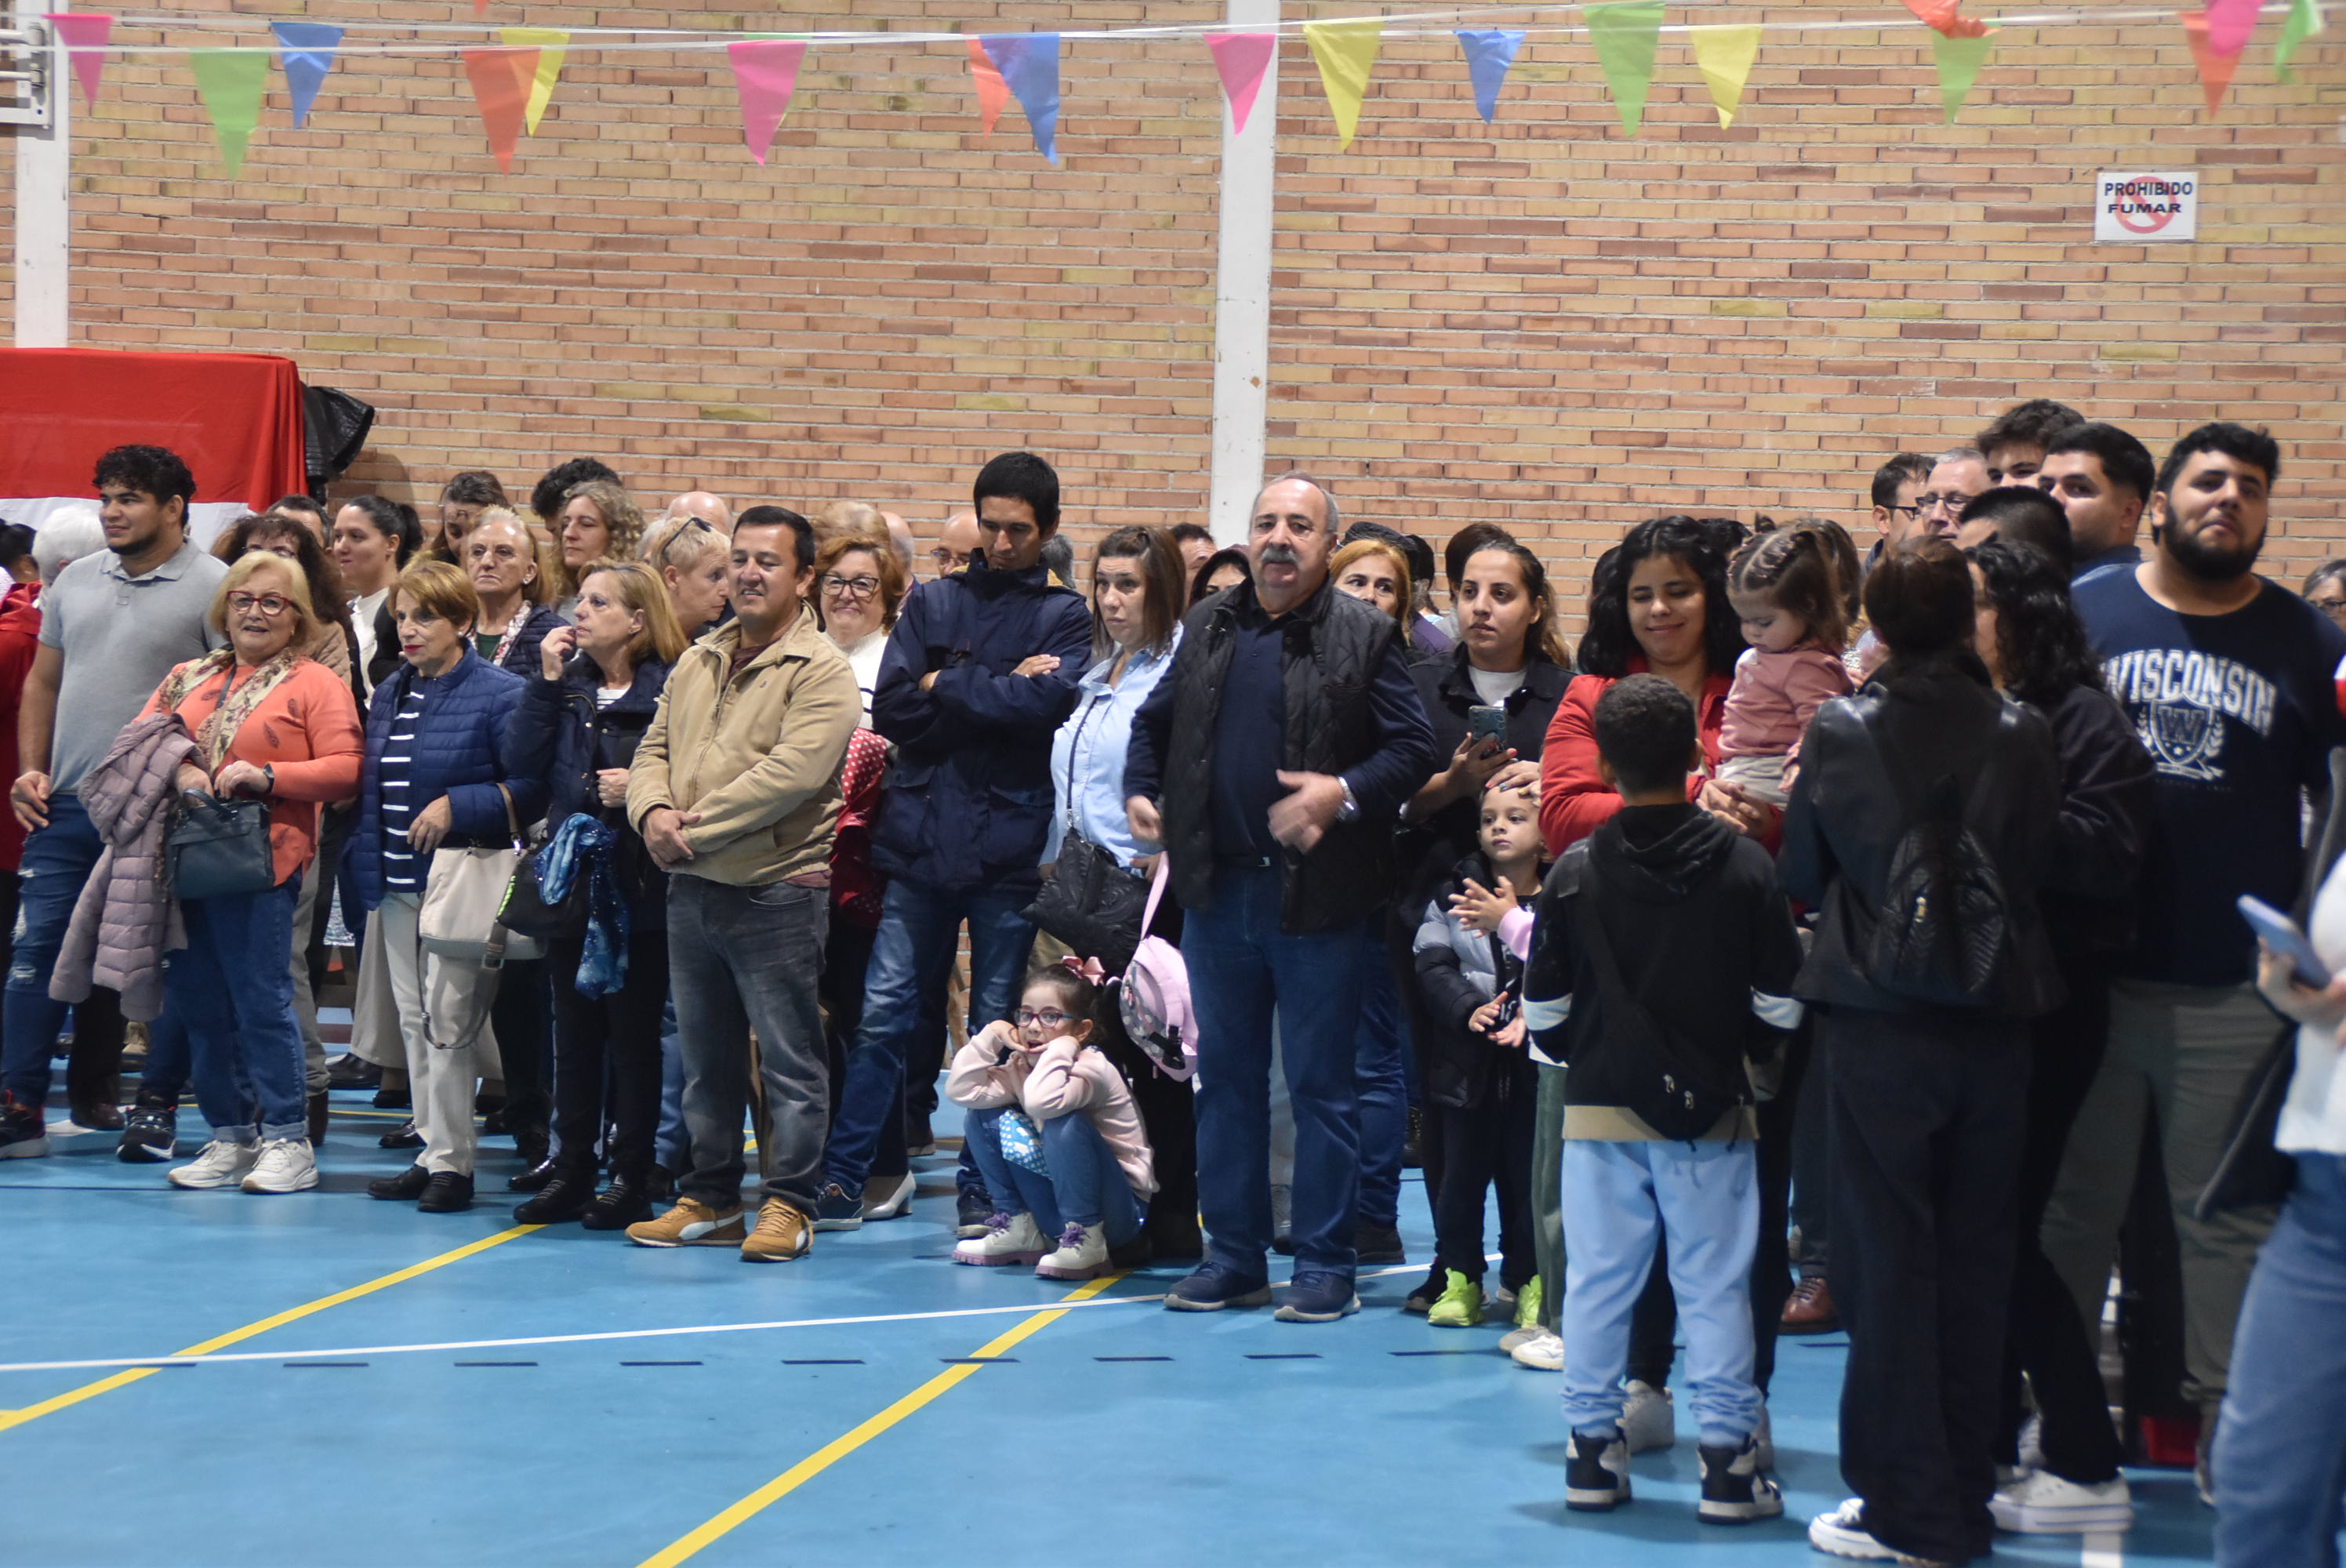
461;47;535;172
967;35;1008;133
1901;0;1995;36
2181;11;2242;109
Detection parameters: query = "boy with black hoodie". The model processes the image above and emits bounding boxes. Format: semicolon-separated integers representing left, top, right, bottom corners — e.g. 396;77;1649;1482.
1523;674;1803;1524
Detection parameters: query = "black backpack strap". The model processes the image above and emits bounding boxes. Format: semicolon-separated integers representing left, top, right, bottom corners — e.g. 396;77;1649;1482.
1570;864;1742;1107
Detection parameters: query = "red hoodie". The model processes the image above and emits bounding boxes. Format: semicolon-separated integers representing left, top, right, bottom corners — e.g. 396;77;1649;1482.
1538;659;1732;857
0;583;42;871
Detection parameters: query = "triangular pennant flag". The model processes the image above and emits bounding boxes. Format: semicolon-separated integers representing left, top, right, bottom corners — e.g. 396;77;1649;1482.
1901;0;1996;36
1931;31;1994;120
460;47;533;172
1586;2;1665;135
1455;29;1526;122
1302;19;1382;148
2183;13;2245;108
188;48;267;176
271;22;342;129
2276;0;2324;78
1204;31;1276;134
45;13;111;111
498;27;568;133
979;34;1062;163
727;39;806;165
1689;24;1763;126
2206;0;2265;53
966;35;1008;134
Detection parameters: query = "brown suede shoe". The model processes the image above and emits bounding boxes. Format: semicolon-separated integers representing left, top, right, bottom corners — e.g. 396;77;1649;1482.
1780;1276;1839;1334
741;1198;812;1263
625;1197;747;1248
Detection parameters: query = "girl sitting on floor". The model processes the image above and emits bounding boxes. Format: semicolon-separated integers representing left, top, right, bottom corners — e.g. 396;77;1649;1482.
948;960;1157;1279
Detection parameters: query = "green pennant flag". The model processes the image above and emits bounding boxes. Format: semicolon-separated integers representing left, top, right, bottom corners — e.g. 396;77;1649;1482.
1930;32;1994;122
189;48;270;177
1586;2;1665;136
2276;0;2324;79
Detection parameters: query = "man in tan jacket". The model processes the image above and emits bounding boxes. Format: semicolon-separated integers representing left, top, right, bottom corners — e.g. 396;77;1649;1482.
623;505;859;1261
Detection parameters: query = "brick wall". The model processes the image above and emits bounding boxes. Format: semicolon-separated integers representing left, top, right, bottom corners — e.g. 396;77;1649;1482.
2;0;2341;611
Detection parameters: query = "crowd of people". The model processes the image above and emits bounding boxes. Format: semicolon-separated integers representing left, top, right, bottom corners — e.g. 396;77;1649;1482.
2;398;2342;1566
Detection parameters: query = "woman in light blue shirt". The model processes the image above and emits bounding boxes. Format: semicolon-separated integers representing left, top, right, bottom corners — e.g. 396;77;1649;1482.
1048;525;1186;872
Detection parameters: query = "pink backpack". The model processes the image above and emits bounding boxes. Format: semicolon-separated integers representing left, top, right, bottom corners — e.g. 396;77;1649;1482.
1113;856;1194;1081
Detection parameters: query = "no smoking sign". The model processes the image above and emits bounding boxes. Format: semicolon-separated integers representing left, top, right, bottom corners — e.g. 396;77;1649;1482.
2094;170;2199;242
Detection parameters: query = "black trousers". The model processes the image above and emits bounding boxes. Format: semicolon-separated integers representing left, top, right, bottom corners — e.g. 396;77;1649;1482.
1826;1007;2028;1566
1433;1083;1536;1290
2000;953;2125;1483
488;957;550;1136
547;931;669;1181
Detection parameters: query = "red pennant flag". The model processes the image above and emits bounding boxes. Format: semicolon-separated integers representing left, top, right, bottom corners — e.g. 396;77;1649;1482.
2181;11;2242;110
966;34;1008;133
1901;0;1995;36
45;12;113;111
461;47;535;171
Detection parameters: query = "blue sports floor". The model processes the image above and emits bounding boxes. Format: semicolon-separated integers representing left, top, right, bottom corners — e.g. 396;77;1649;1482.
2;1058;2217;1568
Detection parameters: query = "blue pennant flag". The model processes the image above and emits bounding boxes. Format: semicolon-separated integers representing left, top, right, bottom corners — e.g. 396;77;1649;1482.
1455;27;1525;122
979;33;1061;164
271;21;344;128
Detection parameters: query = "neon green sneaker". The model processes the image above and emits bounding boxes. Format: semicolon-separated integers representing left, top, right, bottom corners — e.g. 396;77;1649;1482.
1426;1269;1484;1327
1513;1275;1543;1331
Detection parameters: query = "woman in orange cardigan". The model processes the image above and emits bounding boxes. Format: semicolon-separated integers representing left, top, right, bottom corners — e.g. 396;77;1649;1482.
140;552;363;1196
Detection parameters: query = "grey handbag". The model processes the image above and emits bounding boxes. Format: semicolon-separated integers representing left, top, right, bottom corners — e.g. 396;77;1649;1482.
168;791;276;902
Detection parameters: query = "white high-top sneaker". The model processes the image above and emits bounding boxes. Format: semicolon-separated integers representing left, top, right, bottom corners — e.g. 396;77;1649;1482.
168;1138;259;1189
951;1211;1049;1267
242;1136;318;1194
1035;1221;1109;1280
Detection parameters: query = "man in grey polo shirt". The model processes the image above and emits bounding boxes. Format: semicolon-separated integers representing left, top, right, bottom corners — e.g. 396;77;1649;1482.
0;446;227;1157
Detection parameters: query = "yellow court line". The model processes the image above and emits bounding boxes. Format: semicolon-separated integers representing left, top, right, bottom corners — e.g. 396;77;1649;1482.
0;1223;541;1433
637;1272;1127;1568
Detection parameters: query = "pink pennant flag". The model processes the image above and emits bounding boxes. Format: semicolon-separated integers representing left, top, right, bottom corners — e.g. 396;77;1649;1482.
1204;31;1276;135
45;12;113;111
728;39;807;165
2181;11;2244;108
2204;0;2265;53
967;34;1008;133
460;46;534;172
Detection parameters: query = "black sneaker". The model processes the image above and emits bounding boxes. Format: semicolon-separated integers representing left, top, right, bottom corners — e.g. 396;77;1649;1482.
1698;1435;1782;1524
117;1101;178;1163
325;1053;380;1090
0;1095;48;1160
1403;1263;1445;1315
1354;1221;1406;1265
1164;1261;1274;1312
513;1171;597;1225
580;1172;655;1231
1566;1428;1632;1512
1273;1269;1360;1323
955;1188;993;1240
812;1182;864;1232
418;1171;474;1212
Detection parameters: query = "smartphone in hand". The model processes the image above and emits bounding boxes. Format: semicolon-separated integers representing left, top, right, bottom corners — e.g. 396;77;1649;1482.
2239;894;2332;988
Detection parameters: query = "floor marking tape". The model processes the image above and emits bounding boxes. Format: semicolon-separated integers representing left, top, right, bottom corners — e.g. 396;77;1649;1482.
2082;1532;2125;1568
0;1224;540;1432
635;1272;1125;1568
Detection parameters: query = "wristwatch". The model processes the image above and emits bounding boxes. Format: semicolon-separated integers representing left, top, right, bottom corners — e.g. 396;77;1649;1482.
260;764;275;795
1337;778;1360;823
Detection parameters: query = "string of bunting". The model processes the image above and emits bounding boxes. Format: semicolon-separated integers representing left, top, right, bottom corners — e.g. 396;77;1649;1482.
38;0;2329;179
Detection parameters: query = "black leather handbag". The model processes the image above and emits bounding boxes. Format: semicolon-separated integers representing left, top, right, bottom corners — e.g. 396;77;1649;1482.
1024;827;1149;976
168;793;276;901
499;817;591;942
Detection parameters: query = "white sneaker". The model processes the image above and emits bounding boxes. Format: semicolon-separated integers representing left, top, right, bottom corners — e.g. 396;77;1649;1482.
859;1171;916;1221
1498;1323;1535;1353
241;1136;318;1194
1509;1327;1564;1371
1623;1379;1676;1453
1808;1498;1955;1564
951;1210;1048;1267
1034;1221;1109;1280
168;1138;258;1189
1988;1469;2134;1534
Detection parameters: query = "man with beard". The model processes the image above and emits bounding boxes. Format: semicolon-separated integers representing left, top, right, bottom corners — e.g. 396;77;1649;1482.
2043;423;2346;1503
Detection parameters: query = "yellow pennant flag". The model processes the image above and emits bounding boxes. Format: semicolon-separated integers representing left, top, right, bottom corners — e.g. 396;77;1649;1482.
1303;19;1382;149
1688;24;1763;127
499;27;570;134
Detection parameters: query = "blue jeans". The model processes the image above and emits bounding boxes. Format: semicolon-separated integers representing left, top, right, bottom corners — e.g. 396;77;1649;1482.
1184;864;1369;1278
825;878;1034;1196
169;878;307;1140
1563;1138;1763;1447
2216;1152;2346;1568
0;794;104;1108
1353;935;1407;1230
962;1105;1142;1243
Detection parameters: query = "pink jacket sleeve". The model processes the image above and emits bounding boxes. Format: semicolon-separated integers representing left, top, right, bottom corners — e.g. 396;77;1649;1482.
944;1036;1029;1111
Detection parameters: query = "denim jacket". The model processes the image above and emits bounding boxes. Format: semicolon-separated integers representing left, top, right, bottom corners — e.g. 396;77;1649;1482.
1045;633;1178;871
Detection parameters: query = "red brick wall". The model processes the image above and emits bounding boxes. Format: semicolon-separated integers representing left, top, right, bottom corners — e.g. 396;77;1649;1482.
3;1;2340;610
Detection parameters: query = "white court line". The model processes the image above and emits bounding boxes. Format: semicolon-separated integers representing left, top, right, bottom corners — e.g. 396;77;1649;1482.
0;1261;1447;1376
2082;1532;2125;1568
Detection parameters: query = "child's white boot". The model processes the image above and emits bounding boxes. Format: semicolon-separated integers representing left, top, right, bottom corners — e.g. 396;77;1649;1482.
952;1211;1050;1266
1035;1221;1109;1279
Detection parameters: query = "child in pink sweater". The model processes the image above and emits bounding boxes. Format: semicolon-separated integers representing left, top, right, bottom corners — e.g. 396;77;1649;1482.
947;961;1157;1279
1717;525;1854;808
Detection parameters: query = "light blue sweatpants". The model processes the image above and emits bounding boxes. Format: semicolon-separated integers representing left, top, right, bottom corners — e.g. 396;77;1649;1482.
1561;1137;1763;1447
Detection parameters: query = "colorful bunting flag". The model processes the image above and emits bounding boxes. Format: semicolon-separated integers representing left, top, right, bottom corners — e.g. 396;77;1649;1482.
1303;19;1382;148
188;47;267;176
270;22;342;129
1204;31;1276;135
44;13;111;111
2181;12;2243;108
460;47;534;172
1690;24;1764;127
1901;0;1996;37
2205;0;2265;52
1454;29;1526;122
498;27;569;134
1930;31;1994;120
728;39;806;164
965;35;1009;134
979;34;1062;163
1587;2;1665;135
2276;0;2324;78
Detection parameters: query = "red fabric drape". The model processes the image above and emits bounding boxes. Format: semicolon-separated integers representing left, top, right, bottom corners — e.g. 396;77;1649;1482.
0;348;306;510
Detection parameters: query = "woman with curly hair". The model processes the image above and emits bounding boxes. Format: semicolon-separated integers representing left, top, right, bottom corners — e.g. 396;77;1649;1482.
552;480;645;619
